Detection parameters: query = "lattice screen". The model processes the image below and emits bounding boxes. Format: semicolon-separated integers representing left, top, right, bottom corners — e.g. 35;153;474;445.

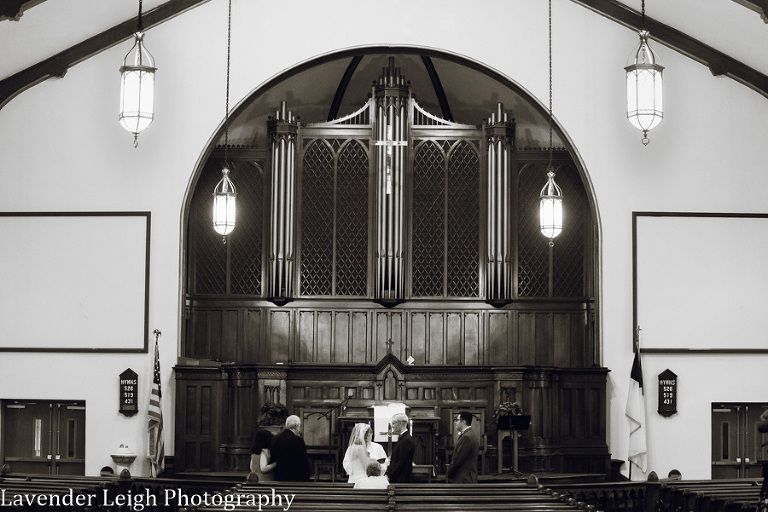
518;163;551;297
300;139;369;296
412;141;446;297
229;162;264;295
191;161;227;295
335;141;369;296
553;162;586;297
446;141;480;297
300;140;335;296
412;140;481;298
517;161;588;297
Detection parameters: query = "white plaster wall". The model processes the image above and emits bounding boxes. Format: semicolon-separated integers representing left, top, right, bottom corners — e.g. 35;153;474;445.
1;0;767;477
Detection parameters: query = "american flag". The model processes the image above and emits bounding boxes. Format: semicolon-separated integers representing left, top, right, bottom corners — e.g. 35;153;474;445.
148;333;164;476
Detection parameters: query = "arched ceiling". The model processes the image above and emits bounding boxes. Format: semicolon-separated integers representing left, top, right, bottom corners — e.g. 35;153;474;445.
223;48;561;150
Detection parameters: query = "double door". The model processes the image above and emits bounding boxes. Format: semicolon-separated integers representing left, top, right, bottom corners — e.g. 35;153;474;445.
2;400;85;475
711;403;767;478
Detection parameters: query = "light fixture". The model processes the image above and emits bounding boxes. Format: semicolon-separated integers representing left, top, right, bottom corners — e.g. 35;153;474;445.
119;0;156;147
212;0;236;242
625;0;663;146
539;0;563;245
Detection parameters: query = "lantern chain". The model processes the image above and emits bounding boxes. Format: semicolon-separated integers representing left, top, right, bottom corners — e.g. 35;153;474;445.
224;0;232;165
548;0;553;171
137;0;144;32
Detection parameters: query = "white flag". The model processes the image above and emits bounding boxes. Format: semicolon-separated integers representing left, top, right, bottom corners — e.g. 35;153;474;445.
625;348;647;474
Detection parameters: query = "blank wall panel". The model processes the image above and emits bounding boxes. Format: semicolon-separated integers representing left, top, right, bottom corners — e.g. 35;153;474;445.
0;213;149;352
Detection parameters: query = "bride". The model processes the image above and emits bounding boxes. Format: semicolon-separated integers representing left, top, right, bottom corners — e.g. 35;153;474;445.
342;422;388;483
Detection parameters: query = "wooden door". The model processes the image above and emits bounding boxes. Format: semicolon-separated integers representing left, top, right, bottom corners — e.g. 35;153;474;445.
712;403;767;478
2;401;85;475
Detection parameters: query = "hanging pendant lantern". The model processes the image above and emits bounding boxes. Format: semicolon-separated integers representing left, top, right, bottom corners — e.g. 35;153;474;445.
119;2;156;148
625;29;663;145
212;0;236;241
539;0;564;245
539;169;563;243
213;167;237;238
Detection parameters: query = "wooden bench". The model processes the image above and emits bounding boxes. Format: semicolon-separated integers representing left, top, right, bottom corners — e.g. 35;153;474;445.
658;479;763;512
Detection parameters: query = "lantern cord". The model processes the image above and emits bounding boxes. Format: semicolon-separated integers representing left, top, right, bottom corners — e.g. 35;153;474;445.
548;0;553;172
224;0;231;165
641;0;645;28
137;0;144;32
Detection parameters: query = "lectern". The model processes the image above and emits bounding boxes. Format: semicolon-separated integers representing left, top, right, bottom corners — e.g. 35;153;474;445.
497;415;531;474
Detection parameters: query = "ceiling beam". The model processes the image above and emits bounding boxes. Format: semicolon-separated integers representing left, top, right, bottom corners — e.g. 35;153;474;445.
0;0;47;22
572;0;768;99
0;0;211;110
421;55;453;122
732;0;768;23
327;55;363;122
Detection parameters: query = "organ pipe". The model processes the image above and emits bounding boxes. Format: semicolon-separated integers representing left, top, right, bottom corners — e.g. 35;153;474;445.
485;103;515;303
374;57;409;303
267;101;298;302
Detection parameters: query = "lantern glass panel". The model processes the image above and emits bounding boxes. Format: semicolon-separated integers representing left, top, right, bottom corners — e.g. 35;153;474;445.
540;196;563;239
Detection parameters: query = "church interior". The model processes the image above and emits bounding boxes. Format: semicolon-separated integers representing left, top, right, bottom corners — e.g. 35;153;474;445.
1;0;768;509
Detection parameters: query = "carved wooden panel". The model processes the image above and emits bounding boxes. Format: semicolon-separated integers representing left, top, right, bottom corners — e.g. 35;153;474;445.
184;304;594;369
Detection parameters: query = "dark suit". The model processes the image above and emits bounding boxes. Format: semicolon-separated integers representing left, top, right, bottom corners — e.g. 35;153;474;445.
270;428;311;482
446;426;481;483
386;430;417;483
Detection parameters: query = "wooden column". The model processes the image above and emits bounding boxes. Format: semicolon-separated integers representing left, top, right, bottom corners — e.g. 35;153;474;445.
267;101;298;302
485;103;516;304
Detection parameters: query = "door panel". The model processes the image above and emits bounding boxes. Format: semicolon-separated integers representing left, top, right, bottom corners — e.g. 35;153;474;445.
2;401;85;475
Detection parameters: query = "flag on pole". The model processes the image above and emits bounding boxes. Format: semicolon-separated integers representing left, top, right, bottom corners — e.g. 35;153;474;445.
148;330;164;476
625;330;647;475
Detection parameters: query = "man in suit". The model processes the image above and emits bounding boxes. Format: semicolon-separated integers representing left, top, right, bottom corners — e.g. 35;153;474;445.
446;411;481;483
385;412;416;483
270;415;311;481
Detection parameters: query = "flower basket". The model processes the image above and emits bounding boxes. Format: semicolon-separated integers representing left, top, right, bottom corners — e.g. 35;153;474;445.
257;402;288;426
493;402;523;430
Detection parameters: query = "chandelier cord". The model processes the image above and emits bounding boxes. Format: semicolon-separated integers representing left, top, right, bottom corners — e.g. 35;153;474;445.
641;0;645;27
548;0;553;170
137;0;143;32
224;0;232;164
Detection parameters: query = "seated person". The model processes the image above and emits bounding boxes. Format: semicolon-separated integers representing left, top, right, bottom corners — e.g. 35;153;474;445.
353;459;390;489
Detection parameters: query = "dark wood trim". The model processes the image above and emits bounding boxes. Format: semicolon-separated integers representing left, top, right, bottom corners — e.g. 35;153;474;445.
572;0;768;99
732;0;768;22
420;55;453;122
327;55;362;122
0;0;47;21
0;0;211;110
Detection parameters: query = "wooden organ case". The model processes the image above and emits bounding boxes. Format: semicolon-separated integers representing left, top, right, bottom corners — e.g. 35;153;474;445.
177;57;607;476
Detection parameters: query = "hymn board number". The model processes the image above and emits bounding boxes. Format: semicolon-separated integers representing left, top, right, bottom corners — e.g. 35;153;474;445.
119;368;139;416
658;369;678;417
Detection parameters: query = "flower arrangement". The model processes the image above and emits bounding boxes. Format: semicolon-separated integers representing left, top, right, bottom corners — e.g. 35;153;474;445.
257;402;289;426
493;401;523;428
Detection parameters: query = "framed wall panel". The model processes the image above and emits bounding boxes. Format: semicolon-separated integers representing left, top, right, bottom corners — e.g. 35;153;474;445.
0;212;150;352
633;212;768;353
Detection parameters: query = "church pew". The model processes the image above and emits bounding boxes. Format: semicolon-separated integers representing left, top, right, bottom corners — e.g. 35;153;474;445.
535;480;655;512
656;480;762;512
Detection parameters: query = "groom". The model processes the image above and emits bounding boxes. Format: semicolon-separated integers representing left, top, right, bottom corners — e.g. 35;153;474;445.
385;413;416;483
